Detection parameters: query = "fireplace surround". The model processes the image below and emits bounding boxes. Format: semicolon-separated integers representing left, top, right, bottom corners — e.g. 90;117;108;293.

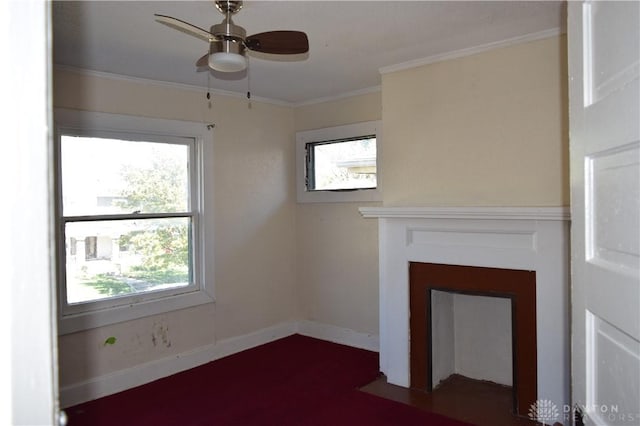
410;262;537;415
359;207;570;421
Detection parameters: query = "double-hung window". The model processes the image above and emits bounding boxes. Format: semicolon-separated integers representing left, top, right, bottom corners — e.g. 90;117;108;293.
55;109;213;334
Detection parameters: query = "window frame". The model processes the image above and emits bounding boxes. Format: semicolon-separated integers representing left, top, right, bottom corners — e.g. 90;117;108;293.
54;109;214;334
295;120;382;203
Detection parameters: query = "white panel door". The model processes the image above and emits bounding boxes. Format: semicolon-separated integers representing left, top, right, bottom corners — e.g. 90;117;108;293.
569;1;640;425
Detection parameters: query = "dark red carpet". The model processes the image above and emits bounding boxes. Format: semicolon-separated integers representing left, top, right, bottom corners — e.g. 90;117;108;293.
66;334;473;425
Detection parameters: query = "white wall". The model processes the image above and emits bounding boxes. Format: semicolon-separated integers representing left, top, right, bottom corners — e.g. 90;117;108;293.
430;291;455;386
453;294;513;386
431;292;513;388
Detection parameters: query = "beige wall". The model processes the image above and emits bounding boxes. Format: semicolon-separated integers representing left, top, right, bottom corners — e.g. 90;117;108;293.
294;92;382;335
54;69;298;387
54;33;569;393
294;91;382;130
382;35;569;206
293;36;568;336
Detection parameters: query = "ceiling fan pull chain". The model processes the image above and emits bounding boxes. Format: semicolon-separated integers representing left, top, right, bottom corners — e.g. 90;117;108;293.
206;71;212;104
247;57;251;100
154;0;308;99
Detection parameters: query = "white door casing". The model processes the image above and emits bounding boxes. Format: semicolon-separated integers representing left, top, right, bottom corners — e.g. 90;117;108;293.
2;0;60;425
569;1;640;425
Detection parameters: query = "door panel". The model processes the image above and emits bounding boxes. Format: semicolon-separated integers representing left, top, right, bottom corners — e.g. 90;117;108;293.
569;1;640;425
586;313;640;426
587;143;640;276
585;1;639;106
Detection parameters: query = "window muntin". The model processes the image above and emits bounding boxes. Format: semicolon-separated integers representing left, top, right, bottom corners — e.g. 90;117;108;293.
54;109;213;333
306;136;377;191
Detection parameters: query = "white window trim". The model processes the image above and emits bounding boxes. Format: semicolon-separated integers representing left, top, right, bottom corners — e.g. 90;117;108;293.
54;108;214;334
296;120;383;203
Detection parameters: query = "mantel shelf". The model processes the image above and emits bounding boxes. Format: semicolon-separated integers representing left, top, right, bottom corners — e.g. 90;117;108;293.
358;206;570;221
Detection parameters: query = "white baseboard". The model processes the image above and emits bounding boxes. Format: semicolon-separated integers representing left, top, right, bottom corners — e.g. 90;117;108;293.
296;320;380;352
59;321;297;408
59;320;379;408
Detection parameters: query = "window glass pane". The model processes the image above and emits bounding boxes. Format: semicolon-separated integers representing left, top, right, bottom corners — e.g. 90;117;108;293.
65;218;191;304
61;136;190;216
309;137;376;190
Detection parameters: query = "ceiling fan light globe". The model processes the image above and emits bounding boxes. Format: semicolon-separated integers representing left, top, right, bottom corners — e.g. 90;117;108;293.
208;52;247;72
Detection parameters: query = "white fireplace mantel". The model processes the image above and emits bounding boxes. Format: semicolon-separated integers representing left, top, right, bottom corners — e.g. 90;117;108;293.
360;206;571;423
359;206;570;221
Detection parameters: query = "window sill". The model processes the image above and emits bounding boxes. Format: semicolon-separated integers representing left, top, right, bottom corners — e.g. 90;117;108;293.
58;288;214;335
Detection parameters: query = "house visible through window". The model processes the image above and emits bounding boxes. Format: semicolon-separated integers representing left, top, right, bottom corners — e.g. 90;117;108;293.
305;135;377;191
84;236;97;260
296;120;382;203
55;109;213;334
60;134;193;304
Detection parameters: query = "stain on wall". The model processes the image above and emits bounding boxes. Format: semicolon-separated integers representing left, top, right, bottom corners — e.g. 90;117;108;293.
151;321;171;348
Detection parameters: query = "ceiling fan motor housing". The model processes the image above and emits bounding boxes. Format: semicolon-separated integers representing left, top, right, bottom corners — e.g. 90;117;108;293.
215;1;243;15
155;0;308;73
210;19;246;41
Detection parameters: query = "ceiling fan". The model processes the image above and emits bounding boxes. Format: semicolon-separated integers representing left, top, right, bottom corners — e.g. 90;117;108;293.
155;0;309;73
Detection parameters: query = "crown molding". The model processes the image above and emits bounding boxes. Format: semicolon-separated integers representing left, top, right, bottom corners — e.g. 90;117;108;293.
292;85;381;107
53;64;294;107
379;28;564;75
54;64;381;109
55;27;563;108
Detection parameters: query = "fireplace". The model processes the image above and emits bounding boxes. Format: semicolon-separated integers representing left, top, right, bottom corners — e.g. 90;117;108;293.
359;207;570;422
410;262;537;415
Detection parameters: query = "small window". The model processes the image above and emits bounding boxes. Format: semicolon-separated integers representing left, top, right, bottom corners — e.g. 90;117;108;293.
55;109;213;334
305;136;377;191
296;121;382;203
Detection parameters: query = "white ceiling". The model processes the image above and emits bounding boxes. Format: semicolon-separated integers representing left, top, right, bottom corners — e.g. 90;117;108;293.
52;1;565;105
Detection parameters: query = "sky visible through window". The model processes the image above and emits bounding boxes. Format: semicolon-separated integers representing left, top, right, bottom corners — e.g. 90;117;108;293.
61;136;189;216
61;135;191;304
310;137;376;191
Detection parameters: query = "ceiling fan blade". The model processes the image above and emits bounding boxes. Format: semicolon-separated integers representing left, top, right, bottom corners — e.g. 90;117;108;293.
154;14;214;42
196;54;209;68
245;31;309;55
